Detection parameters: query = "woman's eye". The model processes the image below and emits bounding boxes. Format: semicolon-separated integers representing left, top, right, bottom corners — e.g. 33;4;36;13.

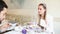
40;9;42;10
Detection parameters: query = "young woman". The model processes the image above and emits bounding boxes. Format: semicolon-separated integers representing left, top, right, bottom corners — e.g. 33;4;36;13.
37;3;54;34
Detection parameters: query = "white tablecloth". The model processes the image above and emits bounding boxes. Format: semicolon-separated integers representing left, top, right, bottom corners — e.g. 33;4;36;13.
4;30;48;34
4;25;49;34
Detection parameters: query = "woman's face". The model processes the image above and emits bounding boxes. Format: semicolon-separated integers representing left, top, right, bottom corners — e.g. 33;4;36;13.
0;8;7;21
38;5;46;15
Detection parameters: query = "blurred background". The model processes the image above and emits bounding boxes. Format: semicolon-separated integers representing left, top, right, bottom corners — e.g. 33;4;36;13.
4;0;60;34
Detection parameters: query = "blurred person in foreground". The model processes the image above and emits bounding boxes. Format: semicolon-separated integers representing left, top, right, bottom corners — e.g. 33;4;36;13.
0;0;10;32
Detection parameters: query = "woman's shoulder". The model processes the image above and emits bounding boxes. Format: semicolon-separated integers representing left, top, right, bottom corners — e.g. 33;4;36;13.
46;14;53;19
46;14;53;23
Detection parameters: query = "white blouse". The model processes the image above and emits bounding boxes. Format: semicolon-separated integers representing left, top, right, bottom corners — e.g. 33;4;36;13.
32;14;54;34
40;14;54;34
28;15;54;34
40;19;47;28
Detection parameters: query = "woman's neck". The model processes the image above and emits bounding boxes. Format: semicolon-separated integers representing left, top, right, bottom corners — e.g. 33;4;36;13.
40;14;44;19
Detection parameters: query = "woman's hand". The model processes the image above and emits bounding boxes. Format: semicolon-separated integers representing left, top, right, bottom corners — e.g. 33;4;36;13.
1;23;10;31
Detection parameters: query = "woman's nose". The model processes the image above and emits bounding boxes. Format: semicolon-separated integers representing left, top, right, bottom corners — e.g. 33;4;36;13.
38;9;41;11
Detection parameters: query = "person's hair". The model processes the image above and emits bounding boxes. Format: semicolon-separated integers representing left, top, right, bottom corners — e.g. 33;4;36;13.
38;3;47;29
0;0;8;12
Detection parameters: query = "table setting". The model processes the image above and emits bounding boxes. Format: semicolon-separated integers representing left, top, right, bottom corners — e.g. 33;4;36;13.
0;21;49;34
